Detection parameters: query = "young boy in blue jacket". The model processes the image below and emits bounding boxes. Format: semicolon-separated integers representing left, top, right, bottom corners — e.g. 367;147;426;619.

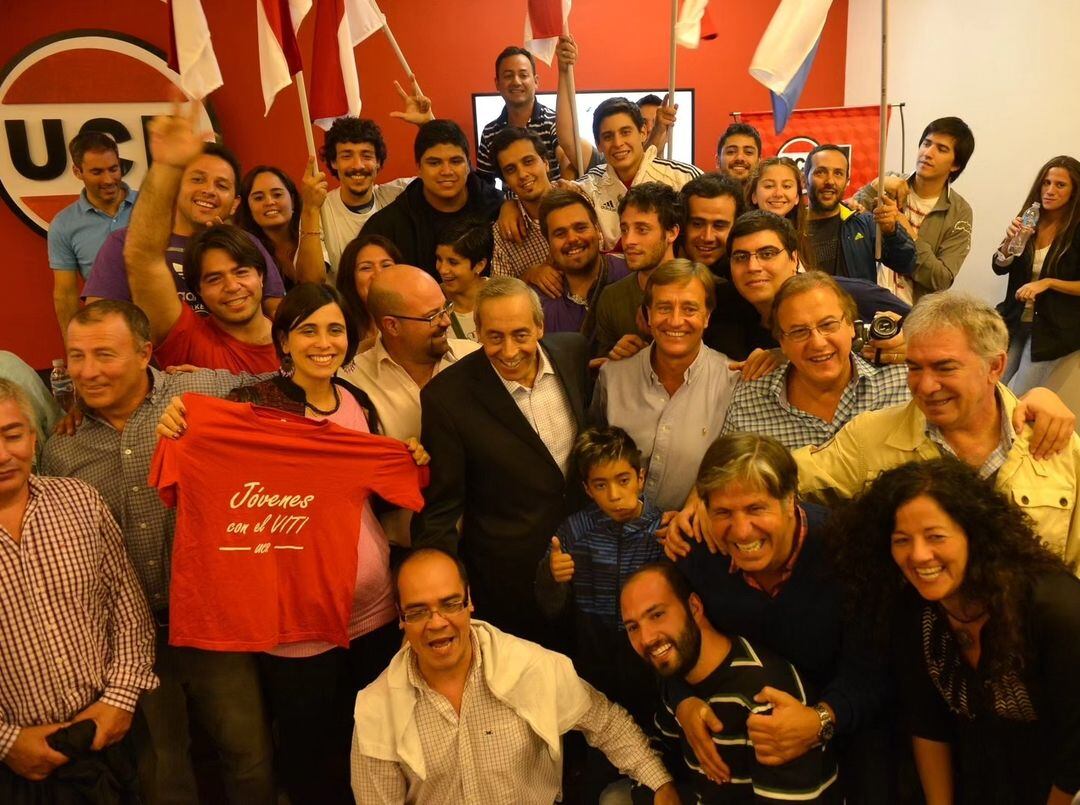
535;426;666;727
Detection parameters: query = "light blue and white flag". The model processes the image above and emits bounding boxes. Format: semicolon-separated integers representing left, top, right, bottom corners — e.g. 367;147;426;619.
749;0;835;134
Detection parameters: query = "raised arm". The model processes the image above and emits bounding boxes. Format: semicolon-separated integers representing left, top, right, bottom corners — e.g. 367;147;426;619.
555;35;596;176
296;156;329;284
123;105;206;345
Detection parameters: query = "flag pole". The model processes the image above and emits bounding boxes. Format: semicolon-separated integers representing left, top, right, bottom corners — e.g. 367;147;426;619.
875;0;889;261
562;22;585;176
293;70;318;158
372;3;423;96
665;0;678;160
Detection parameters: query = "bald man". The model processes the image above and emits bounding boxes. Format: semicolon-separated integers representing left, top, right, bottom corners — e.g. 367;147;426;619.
340;265;480;443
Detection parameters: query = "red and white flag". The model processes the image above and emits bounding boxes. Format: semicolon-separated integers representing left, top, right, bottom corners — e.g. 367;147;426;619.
165;0;223;100
309;0;384;129
255;0;311;115
675;0;718;49
524;0;571;66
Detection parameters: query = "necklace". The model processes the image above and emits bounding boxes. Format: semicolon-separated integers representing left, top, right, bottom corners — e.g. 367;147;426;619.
304;387;341;416
941;602;987;624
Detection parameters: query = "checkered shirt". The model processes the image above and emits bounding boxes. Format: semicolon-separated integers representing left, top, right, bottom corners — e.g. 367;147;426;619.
491;202;551;279
351;629;671;803
0;476;157;758
497;346;577;477
926;387;1015;479
722;357;911;451
40;367;260;611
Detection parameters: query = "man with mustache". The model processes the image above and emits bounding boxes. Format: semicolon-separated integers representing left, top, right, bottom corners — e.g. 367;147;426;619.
621;562;838;802
715;122;762;185
320;117;413;278
803;144;916;283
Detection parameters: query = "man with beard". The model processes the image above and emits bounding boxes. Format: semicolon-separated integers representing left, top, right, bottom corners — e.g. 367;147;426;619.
678;173;744;278
803;144;915;282
320;117;413;278
621;562;839;802
715;123;762;185
489;127;557;285
590;183;680;359
537;190;628;335
363;120;503;279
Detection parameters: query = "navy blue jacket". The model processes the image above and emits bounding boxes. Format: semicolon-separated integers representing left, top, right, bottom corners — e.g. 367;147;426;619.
837;204;917;283
675;504;889;736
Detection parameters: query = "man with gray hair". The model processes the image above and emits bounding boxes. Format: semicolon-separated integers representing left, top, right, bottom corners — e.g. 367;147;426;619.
0;378;157;786
40;300;277;803
413;276;590;646
793;291;1080;571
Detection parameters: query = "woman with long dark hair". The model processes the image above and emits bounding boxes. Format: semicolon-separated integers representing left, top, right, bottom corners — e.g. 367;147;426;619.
157;283;426;804
334;233;402;347
993;155;1080;390
236;161;329;288
831;458;1080;803
746;156;804;228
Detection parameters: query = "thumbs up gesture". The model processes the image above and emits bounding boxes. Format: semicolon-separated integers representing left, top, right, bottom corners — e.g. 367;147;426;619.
745;687;824;766
549;537;575;583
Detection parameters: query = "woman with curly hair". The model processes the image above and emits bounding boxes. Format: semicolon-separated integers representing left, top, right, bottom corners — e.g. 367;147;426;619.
832;457;1080;803
993;155;1080;390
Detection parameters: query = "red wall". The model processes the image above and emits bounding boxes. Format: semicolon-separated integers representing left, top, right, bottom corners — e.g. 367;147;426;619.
0;0;848;368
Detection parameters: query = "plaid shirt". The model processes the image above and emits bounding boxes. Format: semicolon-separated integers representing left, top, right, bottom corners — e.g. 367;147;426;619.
0;476;157;758
352;629;670;803
491;201;551;279
722;356;911;451
926;387;1015;479
41;367;259;611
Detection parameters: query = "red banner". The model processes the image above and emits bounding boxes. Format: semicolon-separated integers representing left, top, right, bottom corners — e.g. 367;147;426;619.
737;105;890;195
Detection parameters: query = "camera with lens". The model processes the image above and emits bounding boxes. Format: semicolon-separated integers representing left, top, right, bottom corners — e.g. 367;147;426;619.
853;314;903;352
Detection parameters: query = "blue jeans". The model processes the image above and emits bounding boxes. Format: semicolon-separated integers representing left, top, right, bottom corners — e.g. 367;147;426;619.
1004;323;1031;383
1008;335;1068;396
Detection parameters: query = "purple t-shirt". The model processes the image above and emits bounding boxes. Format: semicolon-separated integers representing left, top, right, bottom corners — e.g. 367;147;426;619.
82;228;286;315
540;253;630;334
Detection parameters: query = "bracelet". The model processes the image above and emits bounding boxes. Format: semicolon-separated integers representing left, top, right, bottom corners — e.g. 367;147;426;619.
299;230;322;238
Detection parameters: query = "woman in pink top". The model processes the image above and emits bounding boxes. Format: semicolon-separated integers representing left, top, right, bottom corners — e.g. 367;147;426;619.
159;282;426;804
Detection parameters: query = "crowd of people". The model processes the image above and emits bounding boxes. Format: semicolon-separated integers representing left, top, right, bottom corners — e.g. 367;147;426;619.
4;33;1080;805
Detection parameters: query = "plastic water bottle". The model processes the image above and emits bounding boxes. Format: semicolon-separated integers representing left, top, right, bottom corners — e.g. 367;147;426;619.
1007;202;1041;256
50;358;74;413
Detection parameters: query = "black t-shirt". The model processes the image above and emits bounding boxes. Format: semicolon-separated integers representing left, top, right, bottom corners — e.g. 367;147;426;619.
806;214;849;277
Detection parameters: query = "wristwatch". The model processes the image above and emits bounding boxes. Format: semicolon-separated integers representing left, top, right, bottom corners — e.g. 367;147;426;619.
813;703;835;743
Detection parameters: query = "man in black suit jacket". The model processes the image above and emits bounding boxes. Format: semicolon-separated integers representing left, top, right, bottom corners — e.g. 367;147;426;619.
413;277;589;646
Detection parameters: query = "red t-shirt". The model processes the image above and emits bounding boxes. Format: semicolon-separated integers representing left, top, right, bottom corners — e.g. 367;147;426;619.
149;393;428;651
155;303;279;374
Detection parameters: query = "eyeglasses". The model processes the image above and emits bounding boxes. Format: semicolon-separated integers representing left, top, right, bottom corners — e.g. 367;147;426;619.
780;317;847;342
391;301;454;326
399;596;469;624
729;246;785;267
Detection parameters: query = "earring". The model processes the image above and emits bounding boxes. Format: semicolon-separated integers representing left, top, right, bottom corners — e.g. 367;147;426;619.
279;353;294;377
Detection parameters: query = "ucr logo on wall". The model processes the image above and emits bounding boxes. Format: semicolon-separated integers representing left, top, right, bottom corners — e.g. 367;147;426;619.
0;30;216;237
